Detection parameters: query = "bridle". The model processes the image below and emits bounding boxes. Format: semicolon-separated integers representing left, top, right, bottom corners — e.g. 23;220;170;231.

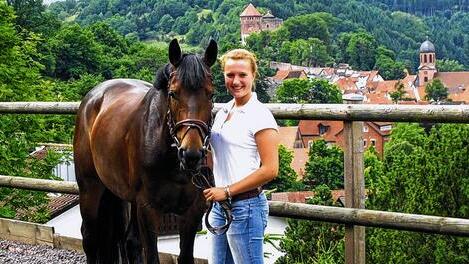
165;69;233;235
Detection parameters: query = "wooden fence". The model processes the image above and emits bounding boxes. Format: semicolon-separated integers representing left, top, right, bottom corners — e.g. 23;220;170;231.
2;101;469;264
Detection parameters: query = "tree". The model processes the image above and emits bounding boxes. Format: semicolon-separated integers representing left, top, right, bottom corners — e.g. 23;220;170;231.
277;184;344;264
304;139;344;189
282;13;331;43
275;78;342;104
346;31;378;70
49;24;104;80
281;38;331;67
437;58;465;72
425;79;449;102
389;81;407;103
363;146;384;190
367;123;469;263
0;2;70;223
158;14;174;34
374;55;406;80
0;1;45;101
265;145;304;192
89;22;128;57
6;0;60;37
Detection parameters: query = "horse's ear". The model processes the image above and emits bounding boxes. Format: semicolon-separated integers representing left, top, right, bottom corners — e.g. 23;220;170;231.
204;39;218;67
169;39;182;67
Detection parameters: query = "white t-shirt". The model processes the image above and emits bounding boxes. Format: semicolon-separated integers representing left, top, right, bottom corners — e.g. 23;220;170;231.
210;93;278;187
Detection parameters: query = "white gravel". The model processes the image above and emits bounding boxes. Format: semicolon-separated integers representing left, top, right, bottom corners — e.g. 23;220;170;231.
0;239;86;263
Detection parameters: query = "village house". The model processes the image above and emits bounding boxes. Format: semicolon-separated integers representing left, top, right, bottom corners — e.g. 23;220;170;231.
297;120;392;157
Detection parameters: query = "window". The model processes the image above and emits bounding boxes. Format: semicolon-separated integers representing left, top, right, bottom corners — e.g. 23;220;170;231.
424;54;427;63
319;124;329;135
363;140;367;147
371;139;376;147
363;126;369;132
424;77;428;82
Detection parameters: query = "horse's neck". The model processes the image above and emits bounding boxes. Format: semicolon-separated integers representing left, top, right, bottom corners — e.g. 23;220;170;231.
141;89;173;167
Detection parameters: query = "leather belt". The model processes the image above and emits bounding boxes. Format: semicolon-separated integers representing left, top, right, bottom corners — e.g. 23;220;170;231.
231;187;262;202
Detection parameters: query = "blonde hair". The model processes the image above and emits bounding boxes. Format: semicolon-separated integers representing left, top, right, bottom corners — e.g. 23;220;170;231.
219;49;258;78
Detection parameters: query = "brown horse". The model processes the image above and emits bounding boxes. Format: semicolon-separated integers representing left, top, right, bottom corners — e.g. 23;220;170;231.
73;39;217;263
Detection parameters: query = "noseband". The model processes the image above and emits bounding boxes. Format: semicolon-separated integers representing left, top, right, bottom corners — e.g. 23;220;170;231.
165;70;232;235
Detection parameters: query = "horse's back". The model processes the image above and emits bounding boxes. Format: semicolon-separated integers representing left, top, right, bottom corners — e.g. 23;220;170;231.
74;79;153;198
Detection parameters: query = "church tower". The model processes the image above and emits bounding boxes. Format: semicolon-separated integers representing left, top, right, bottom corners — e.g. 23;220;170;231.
240;3;262;45
418;38;437;85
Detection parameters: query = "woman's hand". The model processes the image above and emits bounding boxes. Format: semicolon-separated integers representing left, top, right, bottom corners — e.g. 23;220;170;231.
203;187;227;202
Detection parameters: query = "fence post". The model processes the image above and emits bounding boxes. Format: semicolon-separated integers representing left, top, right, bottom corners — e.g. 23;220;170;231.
342;94;365;264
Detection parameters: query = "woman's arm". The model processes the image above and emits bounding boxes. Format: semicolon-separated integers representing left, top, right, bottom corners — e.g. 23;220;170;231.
203;128;279;202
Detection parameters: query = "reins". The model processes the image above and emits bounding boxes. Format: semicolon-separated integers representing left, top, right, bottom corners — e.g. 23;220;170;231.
165;69;233;235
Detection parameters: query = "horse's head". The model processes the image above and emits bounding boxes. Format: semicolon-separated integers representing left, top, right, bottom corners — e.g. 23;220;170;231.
166;39;217;171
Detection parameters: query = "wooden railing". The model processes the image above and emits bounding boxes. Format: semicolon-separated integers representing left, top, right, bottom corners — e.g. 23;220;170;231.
2;101;469;264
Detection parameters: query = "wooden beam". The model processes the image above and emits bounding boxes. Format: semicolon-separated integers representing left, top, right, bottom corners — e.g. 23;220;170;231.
0;218;54;246
343;94;365;264
0;102;79;114
2;176;469;237
0;175;79;194
1;102;469;123
269;201;469;237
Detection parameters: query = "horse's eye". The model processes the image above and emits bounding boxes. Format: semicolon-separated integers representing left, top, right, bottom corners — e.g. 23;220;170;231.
168;90;178;100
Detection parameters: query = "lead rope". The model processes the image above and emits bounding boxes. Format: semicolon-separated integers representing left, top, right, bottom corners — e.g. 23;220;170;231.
191;166;233;235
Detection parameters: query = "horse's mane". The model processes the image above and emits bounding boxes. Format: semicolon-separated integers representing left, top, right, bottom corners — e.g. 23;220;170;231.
153;54;211;91
153;64;171;90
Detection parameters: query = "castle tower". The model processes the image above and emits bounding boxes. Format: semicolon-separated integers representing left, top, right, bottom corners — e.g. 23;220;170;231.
418;38;437;85
240;3;262;45
261;11;283;31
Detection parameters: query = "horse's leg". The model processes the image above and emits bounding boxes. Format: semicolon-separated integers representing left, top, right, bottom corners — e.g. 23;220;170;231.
78;176;105;264
98;190;128;263
177;195;206;264
124;202;143;264
79;173;128;264
136;203;160;264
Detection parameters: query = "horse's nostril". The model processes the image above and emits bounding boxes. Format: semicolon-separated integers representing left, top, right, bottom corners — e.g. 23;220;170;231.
182;149;203;168
183;149;203;160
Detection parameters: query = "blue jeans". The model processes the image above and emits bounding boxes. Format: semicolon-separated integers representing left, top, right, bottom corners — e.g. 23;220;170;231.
209;193;269;264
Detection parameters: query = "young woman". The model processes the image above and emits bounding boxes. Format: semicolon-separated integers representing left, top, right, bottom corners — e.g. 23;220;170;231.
203;49;279;264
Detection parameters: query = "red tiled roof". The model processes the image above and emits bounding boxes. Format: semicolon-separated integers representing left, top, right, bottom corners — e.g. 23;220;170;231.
416;72;469;102
240;3;262;17
287;70;306;79
365;92;392;104
367;122;391;136
272;70;290;81
298;120;343;145
272;69;306;81
335;78;357;91
437;72;469;102
47;194;79;218
375;80;397;94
